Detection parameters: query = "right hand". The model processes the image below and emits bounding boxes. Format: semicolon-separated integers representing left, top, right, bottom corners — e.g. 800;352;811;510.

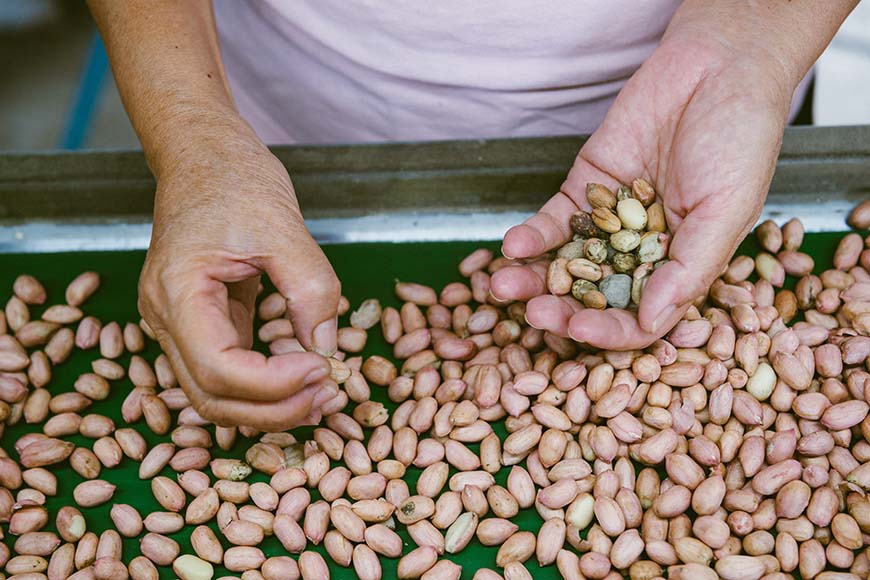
493;32;788;350
138;130;341;432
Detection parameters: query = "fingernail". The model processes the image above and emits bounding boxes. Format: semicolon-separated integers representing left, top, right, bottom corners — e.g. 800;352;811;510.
524;312;543;331
488;289;508;305
650;304;678;334
313;318;337;357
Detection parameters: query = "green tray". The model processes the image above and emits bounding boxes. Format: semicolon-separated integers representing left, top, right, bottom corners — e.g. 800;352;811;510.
0;231;851;579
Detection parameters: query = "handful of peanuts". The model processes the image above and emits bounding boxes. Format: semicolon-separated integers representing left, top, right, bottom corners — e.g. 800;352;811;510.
0;199;869;580
547;179;670;309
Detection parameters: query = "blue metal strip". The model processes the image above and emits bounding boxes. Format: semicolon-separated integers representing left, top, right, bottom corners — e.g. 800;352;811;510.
58;29;108;149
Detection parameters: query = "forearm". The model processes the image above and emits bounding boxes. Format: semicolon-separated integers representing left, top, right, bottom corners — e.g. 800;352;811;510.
665;0;859;95
87;0;256;177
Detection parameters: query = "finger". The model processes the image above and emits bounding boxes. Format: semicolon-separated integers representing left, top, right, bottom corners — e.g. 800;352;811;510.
170;322;340;431
263;228;342;356
227;277;260;349
638;200;753;335
568;308;660;350
635;260;699;336
502;193;581;259
169;276;331;401
489;261;549;302
196;384;323;432
524;294;583;338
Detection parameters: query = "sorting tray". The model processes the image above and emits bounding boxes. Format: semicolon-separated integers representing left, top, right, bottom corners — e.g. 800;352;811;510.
0;126;867;579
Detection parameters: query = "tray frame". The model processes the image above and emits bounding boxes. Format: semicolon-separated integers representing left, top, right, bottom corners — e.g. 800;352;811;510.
0;125;868;252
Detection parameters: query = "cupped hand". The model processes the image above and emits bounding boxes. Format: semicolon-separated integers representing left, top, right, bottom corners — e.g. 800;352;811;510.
493;35;793;350
139;134;341;431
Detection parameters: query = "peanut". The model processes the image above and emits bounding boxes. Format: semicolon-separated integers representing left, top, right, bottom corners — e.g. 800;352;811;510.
2;202;870;580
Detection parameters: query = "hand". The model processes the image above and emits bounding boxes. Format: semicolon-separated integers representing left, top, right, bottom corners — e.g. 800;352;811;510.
138;130;341;431
493;34;793;350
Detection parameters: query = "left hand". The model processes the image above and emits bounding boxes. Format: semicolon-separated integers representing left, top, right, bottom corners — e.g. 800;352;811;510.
138;127;341;432
492;33;793;350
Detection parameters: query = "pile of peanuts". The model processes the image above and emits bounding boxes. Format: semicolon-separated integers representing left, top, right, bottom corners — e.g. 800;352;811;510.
0;199;869;580
547;179;670;309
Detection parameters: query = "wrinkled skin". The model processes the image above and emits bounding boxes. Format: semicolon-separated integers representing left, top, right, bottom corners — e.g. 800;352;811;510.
138;134;340;431
494;36;791;349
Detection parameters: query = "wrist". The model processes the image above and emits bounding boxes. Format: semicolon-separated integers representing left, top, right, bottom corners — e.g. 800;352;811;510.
151;112;297;215
662;3;810;109
146;105;270;181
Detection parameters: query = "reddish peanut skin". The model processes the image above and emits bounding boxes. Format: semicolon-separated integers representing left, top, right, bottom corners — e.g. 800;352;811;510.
262;556;300;580
224;546;266;572
10;218;870;579
110;504;143;537
299;551;329;580
66;271;100;306
140;533;179;567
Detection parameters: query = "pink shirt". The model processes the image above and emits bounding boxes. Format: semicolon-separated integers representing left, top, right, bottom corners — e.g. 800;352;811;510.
213;1;808;145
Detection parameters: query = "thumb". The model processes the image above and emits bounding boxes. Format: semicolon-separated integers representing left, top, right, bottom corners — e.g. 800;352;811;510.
265;227;341;357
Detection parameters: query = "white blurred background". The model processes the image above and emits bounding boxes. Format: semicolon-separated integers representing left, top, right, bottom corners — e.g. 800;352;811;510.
815;1;870;126
0;0;868;151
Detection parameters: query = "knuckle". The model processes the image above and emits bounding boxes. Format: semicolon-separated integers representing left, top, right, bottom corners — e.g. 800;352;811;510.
306;271;341;299
137;276;160;312
136;297;153;326
137;265;171;323
292;273;341;308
